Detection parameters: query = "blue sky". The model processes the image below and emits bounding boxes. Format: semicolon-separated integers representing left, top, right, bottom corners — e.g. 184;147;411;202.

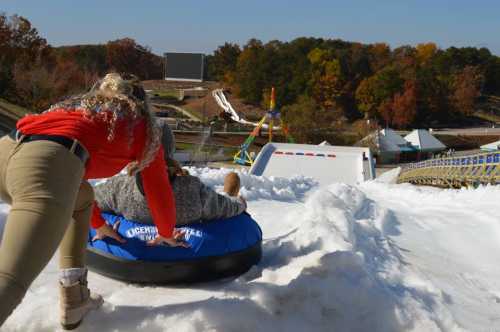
2;0;499;55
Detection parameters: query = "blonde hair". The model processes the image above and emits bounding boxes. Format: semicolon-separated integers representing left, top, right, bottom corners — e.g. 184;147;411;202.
47;73;161;175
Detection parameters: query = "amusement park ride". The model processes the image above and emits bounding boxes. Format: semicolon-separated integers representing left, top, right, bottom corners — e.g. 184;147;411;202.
215;87;379;187
213;87;294;166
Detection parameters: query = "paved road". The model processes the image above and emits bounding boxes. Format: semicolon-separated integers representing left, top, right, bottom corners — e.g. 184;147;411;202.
152;103;202;122
432;127;500;136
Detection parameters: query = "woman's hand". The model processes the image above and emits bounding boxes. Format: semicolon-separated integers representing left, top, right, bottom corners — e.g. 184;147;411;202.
147;229;189;248
92;222;126;243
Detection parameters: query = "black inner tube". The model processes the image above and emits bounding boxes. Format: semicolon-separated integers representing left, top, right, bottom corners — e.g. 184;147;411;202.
86;241;262;285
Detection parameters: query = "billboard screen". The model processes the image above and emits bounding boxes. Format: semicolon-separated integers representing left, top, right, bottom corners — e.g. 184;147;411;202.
164;52;204;82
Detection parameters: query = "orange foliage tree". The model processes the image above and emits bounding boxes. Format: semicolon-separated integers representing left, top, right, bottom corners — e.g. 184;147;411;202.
415;43;438;65
452;66;484;115
106;38;162;80
1;13;163;110
0;13;49;96
392;80;417;127
308;48;346;114
375;81;417;128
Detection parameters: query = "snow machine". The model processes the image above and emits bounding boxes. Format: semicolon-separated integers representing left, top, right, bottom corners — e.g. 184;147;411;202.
86;212;262;284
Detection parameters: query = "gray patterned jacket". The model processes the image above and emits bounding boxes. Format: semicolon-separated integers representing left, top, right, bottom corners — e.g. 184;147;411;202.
94;173;246;226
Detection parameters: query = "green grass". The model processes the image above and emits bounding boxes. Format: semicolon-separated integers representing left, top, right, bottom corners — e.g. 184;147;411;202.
175;142;196;151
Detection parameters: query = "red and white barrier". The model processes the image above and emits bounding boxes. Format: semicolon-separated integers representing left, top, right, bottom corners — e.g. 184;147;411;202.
250;143;375;186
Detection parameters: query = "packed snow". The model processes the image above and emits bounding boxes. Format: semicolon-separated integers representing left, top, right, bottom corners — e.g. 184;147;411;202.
1;166;500;331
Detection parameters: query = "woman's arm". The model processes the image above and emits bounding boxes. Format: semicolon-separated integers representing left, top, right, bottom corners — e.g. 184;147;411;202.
91;204;106;229
140;145;176;238
90;177;122;229
90;204;125;243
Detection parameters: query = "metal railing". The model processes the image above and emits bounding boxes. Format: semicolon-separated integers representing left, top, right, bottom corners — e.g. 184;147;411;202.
397;151;500;188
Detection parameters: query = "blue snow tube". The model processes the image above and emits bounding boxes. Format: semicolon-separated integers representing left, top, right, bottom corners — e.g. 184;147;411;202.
86;212;262;284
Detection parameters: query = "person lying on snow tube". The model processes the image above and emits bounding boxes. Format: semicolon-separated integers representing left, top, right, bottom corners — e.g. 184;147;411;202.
0;73;184;330
91;120;247;242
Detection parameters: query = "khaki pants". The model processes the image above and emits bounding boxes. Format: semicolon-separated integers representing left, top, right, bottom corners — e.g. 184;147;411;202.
0;135;93;325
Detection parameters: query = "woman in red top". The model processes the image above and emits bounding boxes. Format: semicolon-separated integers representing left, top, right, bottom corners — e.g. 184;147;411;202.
0;73;183;329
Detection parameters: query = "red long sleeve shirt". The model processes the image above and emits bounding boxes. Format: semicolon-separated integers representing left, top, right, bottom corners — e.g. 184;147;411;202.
17;109;176;237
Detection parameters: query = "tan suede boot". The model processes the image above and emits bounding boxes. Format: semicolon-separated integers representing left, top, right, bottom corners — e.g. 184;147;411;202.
59;270;103;330
223;172;241;197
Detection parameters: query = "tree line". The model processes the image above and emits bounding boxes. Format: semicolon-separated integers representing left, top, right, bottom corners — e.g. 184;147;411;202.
206;38;500;138
3;12;500;136
0;13;163;111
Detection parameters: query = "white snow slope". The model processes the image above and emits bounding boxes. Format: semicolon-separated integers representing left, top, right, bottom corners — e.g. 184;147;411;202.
1;167;500;331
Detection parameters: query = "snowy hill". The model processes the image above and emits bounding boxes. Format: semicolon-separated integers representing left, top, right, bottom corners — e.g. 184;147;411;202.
1;167;500;331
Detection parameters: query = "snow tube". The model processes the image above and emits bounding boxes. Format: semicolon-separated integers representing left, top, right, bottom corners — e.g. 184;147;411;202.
86;212;262;284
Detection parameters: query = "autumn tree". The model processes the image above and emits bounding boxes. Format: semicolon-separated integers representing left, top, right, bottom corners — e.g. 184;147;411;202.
378;99;393;127
373;81;416;128
452;66;484;115
234;39;266;105
307;48;346;114
54;45;108;75
0;13;49;96
412;63;450;124
355;77;379;118
415;43;438;64
207;43;241;82
12;57;93;110
106;38;162;79
355;66;404;119
392;80;417;127
1;14;49;64
281;95;325;142
367;43;391;72
2;12;500;129
277;37;321;105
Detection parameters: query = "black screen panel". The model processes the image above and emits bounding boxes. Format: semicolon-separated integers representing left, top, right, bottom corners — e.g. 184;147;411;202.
165;53;204;81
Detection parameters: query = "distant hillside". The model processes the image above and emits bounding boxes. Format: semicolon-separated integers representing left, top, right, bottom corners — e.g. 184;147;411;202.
208;38;500;133
52;40;163;80
0;12;164;111
53;44;108;74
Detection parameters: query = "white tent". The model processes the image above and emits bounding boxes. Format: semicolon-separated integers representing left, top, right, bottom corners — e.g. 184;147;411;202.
381;128;407;147
355;130;400;164
357;128;413;163
404;129;446;152
318;141;331;146
377;133;401;153
480;140;500;151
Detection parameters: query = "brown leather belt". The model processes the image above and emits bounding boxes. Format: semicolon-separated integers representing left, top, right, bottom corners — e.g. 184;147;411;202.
9;130;89;164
